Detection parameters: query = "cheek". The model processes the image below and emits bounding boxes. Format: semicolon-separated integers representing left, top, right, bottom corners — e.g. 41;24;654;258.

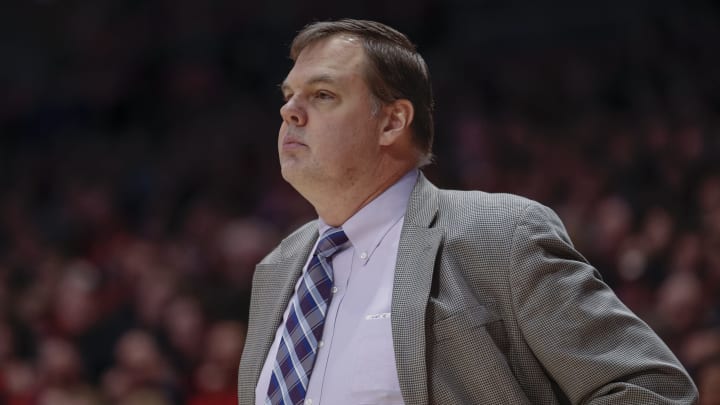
328;133;373;168
307;110;378;163
343;120;379;154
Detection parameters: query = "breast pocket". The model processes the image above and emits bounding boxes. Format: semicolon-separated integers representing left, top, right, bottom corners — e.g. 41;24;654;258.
429;303;502;343
350;315;404;405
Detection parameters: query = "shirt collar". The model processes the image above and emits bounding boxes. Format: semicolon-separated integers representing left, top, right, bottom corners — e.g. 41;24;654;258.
317;169;418;264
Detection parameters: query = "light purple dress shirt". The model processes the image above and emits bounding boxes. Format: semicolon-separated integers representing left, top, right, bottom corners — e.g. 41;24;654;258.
255;170;418;405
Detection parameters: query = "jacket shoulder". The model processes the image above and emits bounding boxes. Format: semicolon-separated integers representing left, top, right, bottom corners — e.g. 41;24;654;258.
258;220;318;265
432;188;572;247
435;188;545;225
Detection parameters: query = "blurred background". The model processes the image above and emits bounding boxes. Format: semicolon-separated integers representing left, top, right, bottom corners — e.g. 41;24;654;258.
1;0;720;404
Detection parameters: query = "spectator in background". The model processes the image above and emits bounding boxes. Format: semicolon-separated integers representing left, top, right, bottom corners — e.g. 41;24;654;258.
102;329;180;404
697;357;720;405
189;321;246;405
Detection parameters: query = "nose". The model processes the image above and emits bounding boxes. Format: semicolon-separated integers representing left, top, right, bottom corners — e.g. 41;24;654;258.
280;98;307;127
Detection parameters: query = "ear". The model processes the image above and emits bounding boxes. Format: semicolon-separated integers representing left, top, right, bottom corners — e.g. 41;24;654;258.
379;99;414;146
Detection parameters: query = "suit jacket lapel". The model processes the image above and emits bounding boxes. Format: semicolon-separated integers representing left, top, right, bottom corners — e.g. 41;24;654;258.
238;222;317;404
392;173;442;405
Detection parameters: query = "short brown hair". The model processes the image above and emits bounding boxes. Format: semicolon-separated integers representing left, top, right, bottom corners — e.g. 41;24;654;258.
290;19;434;166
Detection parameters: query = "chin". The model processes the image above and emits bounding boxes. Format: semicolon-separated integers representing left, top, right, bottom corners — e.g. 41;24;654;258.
280;164;303;185
279;165;293;181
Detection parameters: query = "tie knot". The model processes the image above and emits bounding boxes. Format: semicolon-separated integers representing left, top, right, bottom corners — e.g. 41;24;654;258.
315;227;349;259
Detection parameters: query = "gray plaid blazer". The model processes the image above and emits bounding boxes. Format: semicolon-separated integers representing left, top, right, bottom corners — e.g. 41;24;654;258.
238;173;697;404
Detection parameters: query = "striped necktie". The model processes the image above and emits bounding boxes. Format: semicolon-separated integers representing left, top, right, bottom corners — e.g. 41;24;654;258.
266;227;350;405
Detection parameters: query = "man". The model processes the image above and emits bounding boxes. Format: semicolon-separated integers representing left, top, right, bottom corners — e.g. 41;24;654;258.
238;19;697;404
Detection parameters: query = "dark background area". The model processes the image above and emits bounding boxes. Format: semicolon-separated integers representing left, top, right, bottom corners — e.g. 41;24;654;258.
1;1;720;404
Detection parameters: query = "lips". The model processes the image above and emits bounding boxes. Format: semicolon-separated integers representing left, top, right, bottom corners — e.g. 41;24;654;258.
282;135;307;149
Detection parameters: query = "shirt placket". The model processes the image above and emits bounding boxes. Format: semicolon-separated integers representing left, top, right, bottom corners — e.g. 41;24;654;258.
307;249;355;405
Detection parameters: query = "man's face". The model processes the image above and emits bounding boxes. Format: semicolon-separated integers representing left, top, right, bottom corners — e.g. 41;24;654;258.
278;35;384;195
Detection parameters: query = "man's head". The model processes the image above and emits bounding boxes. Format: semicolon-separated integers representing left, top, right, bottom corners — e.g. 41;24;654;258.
278;20;434;223
287;19;434;166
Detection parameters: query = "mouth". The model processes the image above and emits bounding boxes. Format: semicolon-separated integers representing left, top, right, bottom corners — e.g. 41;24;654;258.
282;136;307;149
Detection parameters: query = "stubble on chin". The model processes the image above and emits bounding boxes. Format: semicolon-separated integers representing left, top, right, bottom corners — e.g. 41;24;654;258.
279;161;311;192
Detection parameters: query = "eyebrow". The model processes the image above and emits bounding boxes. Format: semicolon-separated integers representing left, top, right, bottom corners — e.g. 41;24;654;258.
279;74;339;94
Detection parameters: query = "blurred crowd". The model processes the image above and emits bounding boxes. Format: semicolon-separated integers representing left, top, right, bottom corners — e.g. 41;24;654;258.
1;1;720;404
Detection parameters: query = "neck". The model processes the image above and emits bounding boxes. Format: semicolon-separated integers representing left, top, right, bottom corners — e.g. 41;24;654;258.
311;163;415;227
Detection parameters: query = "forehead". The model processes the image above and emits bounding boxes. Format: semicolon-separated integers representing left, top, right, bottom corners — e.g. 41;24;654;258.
284;35;367;87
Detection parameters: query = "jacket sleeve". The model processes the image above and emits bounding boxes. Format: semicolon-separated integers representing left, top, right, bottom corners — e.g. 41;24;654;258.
507;202;698;404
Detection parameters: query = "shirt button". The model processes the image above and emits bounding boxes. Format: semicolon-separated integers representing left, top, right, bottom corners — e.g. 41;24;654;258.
305;399;313;405
359;252;368;260
331;286;338;294
318;340;324;348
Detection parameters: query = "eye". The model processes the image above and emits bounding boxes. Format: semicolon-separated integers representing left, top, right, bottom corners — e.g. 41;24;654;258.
314;90;335;100
282;92;293;102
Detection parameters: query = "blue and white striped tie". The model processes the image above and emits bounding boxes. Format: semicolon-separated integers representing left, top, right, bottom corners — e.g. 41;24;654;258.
266;227;350;405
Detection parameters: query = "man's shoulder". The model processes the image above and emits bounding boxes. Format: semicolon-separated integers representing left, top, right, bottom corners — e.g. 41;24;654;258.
425;186;570;244
258;219;318;265
435;187;543;221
